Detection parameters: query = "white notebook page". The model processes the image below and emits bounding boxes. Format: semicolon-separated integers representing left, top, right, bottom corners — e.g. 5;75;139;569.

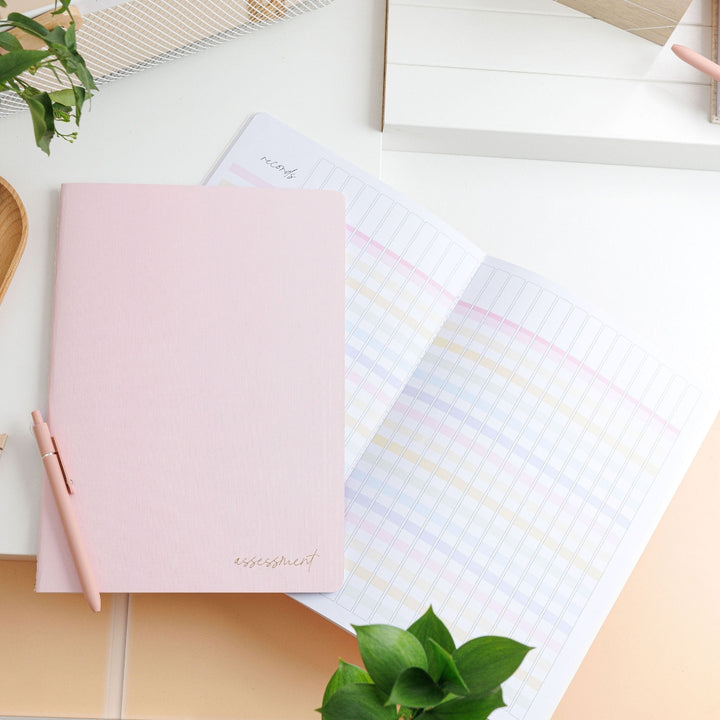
206;113;483;472
206;114;718;720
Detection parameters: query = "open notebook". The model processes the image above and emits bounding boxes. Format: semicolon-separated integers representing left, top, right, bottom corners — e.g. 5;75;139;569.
206;114;718;720
36;184;345;594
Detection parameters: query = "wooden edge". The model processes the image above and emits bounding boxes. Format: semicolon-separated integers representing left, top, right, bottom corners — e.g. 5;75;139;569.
0;554;35;561
0;433;7;456
555;0;682;45
6;7;82;51
0;177;29;307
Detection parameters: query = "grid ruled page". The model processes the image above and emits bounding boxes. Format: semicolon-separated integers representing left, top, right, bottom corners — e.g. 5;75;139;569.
205;113;483;471
207;115;717;720
302;257;716;719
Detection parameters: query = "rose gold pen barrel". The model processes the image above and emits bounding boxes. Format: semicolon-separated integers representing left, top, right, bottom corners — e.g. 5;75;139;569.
31;411;101;612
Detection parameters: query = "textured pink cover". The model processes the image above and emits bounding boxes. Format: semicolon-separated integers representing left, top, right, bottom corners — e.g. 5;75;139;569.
36;184;345;594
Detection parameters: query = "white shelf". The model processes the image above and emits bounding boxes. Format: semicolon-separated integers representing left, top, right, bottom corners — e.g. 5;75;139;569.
383;0;720;169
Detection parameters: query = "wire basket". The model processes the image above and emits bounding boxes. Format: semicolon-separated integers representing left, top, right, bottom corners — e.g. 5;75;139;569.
0;0;335;118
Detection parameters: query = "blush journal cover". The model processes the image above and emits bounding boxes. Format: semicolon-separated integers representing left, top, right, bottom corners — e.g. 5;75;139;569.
36;183;345;595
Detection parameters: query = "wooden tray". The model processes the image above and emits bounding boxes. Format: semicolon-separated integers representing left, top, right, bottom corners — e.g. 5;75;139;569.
0;177;28;307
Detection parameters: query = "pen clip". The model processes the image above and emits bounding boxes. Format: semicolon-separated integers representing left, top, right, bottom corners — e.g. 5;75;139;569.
51;436;75;495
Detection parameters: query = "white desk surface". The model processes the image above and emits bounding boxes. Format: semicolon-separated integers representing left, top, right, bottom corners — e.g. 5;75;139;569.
1;0;719;560
0;0;386;556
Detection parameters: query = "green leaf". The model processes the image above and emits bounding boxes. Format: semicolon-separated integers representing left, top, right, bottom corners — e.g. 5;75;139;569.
51;0;72;15
416;688;505;720
6;12;49;38
65;55;96;92
387;667;446;709
0;49;50;84
453;637;532;697
408;606;455;680
49;87;79;106
44;25;67;47
71;85;86;123
0;31;23;52
65;21;76;52
322;659;372;707
25;91;54;154
52;103;71;122
50;85;87;125
318;683;397;720
354;624;428;695
0;2;96;153
427;640;469;696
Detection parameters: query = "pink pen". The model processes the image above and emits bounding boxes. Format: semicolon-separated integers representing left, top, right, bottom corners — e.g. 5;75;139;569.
31;410;101;612
671;44;720;83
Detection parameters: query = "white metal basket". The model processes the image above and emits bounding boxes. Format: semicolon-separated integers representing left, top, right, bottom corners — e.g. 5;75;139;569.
0;0;335;117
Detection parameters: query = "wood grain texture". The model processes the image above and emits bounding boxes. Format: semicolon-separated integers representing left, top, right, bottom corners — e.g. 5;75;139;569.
557;0;694;44
5;8;81;51
248;0;286;22
0;177;28;308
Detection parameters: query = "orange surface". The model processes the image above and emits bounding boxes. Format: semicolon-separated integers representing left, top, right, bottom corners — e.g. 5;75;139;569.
552;413;720;720
1;416;718;719
0;559;112;718
123;594;361;719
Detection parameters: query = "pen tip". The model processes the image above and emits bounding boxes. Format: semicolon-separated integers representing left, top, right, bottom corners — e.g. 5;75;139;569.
89;594;101;613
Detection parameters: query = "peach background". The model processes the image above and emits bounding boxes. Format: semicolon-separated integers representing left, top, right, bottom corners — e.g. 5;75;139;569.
1;415;718;719
553;413;720;720
123;594;362;719
0;560;112;718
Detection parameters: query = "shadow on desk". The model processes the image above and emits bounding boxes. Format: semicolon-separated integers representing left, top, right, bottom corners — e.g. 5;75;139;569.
2;415;718;719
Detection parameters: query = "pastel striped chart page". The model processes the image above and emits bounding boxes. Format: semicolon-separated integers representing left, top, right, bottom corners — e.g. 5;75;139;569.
303;257;715;720
317;164;480;470
208;115;717;720
205;114;484;470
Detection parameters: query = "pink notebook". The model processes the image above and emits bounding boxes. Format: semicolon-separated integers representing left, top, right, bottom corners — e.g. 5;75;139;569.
36;184;345;594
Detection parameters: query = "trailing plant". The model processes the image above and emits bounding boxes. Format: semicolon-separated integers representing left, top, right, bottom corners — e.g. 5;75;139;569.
0;0;96;154
318;606;532;720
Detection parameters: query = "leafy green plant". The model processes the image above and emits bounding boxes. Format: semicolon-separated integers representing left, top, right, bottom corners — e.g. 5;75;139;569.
0;0;96;153
318;607;532;720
